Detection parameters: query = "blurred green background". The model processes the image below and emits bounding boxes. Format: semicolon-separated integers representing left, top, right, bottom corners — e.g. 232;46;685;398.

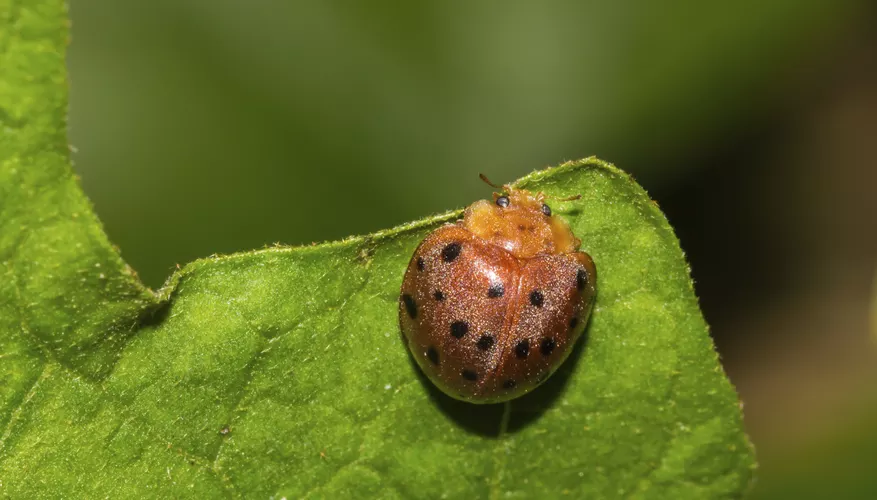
67;1;877;497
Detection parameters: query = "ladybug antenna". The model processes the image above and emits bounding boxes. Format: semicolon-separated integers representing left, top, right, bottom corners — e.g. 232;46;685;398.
479;173;502;189
550;194;582;202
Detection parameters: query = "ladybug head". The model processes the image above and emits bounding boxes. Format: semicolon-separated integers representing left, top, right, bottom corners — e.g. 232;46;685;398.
465;175;581;259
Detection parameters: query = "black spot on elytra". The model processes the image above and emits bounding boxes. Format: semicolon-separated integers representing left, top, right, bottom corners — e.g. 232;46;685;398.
569;316;579;330
487;283;504;298
461;369;478;381
496;195;510;208
515;340;530;359
518;224;527;231
402;294;417;319
450;321;469;339
427;346;439;365
529;290;544;307
577;268;588;290
476;334;495;351
442;242;462;263
416;257;425;271
540;337;556;356
434;290;445;301
503;379;517;389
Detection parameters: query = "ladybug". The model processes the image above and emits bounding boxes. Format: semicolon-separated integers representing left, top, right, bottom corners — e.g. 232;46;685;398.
399;174;597;403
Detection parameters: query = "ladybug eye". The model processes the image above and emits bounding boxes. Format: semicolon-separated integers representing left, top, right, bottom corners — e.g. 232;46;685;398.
496;196;510;208
541;204;552;216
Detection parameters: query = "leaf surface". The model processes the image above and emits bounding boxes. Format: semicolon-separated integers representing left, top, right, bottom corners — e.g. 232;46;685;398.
0;1;754;497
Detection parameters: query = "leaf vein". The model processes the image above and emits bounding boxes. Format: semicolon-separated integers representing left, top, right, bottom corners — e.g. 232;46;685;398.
0;362;50;455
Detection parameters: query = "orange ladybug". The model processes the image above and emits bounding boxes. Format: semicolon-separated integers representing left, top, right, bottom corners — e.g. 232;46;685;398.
399;175;597;403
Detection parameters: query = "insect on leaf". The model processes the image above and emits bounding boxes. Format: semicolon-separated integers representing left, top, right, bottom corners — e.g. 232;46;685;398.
0;1;755;498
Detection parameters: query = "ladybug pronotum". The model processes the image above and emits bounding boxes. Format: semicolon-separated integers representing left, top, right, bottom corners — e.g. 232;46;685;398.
399;175;597;403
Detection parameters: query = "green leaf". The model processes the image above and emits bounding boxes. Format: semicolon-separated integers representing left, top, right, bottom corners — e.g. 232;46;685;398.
0;1;754;498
